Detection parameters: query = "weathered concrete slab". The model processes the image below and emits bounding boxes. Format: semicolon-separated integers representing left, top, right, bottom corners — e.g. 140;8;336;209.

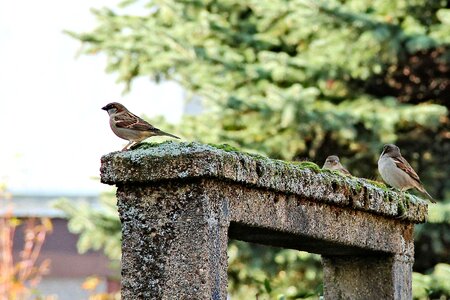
101;141;427;223
100;142;428;300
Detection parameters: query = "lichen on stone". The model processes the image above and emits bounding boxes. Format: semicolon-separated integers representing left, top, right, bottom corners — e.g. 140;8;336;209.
365;179;388;190
320;168;345;177
101;141;428;223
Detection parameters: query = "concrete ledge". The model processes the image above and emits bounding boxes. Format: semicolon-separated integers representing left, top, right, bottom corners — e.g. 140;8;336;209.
101;141;427;223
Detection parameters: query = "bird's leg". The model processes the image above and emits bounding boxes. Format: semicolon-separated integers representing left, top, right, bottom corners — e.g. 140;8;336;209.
130;139;151;150
122;141;134;151
130;141;144;150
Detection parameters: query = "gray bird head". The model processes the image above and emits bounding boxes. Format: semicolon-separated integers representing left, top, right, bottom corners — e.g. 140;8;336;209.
381;144;401;157
325;155;339;164
102;102;127;115
323;155;340;168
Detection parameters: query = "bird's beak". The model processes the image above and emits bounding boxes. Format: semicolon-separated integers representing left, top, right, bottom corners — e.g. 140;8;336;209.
101;106;108;111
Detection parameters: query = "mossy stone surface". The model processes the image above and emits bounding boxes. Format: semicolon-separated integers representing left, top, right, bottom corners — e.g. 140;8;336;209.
101;141;428;223
102;141;423;299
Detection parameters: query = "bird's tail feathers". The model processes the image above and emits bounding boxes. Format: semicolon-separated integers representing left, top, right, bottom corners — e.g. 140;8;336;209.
157;129;180;139
419;186;436;203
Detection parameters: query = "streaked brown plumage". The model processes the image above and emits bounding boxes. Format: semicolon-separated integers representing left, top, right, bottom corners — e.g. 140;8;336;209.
102;102;179;151
378;144;435;203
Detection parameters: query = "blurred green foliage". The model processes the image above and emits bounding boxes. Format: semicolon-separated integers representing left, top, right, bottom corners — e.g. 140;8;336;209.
414;202;450;272
413;263;450;300
63;0;450;298
53;192;121;262
228;241;322;299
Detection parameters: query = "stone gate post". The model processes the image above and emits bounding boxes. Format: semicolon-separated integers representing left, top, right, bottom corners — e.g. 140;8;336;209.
101;142;427;300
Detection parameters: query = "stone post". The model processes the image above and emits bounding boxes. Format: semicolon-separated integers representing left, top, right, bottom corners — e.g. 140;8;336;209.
100;142;428;300
116;182;228;299
322;255;413;300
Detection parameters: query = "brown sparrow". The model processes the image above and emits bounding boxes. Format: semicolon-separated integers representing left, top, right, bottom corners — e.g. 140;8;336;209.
378;144;435;202
322;155;351;175
102;102;180;151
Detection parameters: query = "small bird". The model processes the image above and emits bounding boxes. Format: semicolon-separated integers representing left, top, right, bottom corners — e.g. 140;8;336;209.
378;144;435;203
322;155;351;176
102;102;180;151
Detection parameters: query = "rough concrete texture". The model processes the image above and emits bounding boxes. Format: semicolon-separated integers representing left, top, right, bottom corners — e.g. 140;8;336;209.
101;142;428;223
117;182;228;300
322;255;412;300
100;142;428;300
223;181;415;256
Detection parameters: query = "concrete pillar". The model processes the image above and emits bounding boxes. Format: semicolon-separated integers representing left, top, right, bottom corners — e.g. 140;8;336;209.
322;254;412;300
117;182;229;299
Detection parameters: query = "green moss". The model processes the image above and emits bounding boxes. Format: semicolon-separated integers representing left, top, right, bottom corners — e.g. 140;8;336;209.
207;143;241;152
133;142;322;174
207;143;269;161
404;195;411;208
383;192;395;203
291;161;321;173
209;143;322;174
396;193;415;217
125;142;424;217
361;179;399;202
352;182;363;194
397;200;406;217
247;152;270;161
405;193;417;203
321;168;344;177
365;179;388;189
366;179;386;188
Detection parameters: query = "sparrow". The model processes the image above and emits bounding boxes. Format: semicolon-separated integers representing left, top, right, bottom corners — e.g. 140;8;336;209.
378;144;435;203
102;102;180;151
322;155;351;175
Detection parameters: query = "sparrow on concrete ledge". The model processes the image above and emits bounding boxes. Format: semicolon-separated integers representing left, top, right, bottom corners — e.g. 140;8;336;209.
378;144;435;203
102;102;180;151
322;155;351;176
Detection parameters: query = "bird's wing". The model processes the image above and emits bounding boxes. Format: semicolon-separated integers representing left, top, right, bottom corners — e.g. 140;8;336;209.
340;167;351;176
113;112;156;132
392;156;422;184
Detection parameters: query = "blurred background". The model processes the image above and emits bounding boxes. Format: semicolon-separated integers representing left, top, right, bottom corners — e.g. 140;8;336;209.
0;0;449;299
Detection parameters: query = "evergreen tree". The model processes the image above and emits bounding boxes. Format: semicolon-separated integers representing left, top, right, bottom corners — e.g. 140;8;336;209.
69;0;448;194
63;0;449;298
